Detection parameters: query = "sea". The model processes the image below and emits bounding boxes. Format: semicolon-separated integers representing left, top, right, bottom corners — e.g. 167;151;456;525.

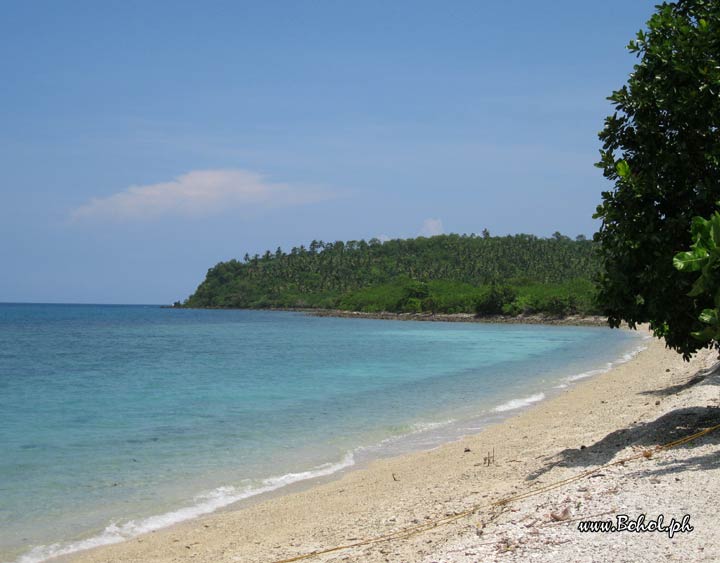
0;304;646;562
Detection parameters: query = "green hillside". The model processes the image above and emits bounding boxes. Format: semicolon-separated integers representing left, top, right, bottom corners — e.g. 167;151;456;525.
181;233;600;316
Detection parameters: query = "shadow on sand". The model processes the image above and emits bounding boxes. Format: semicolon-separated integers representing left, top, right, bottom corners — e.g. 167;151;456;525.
527;368;720;482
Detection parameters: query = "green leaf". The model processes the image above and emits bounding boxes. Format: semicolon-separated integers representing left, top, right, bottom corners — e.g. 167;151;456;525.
710;213;720;247
691;216;710;240
691;327;715;342
689;278;707;297
699;309;718;325
615;160;630;178
673;248;709;271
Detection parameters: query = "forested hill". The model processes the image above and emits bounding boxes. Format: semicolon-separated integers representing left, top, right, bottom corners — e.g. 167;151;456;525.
181;233;600;316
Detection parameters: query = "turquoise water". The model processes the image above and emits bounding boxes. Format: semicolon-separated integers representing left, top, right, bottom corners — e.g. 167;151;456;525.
0;304;643;562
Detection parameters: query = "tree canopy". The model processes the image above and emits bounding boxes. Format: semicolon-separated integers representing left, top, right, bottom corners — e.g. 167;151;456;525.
593;0;720;358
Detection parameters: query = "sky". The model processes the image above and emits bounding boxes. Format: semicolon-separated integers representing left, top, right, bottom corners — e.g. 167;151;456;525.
0;0;658;304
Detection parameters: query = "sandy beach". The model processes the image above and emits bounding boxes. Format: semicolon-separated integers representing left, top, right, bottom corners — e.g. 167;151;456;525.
61;328;720;563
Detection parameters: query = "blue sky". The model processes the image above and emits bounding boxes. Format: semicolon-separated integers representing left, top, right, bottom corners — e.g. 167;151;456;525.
1;0;657;304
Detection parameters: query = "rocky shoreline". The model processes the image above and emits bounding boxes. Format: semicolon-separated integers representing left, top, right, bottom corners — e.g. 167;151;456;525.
172;305;610;327
303;309;610;327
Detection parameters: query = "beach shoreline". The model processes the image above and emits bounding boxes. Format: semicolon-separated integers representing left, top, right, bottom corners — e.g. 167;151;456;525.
171;306;610;327
304;309;609;326
52;328;719;563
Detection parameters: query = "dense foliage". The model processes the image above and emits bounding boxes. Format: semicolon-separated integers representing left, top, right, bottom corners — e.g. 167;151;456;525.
593;0;720;357
181;233;600;316
674;209;720;346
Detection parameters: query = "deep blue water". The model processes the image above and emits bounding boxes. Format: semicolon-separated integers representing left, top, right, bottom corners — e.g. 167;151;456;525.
0;304;643;562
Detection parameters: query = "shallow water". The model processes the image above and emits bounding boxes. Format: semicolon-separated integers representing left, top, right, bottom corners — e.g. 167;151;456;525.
0;304;642;562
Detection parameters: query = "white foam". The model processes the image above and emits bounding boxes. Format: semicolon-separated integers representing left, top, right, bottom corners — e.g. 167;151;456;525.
492;340;647;414
492;392;545;412
15;452;355;563
566;367;607;382
561;342;648;386
364;419;456;451
410;419;455;433
618;345;647;363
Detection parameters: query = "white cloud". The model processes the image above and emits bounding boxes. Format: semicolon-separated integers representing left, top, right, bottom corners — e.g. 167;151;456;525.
70;169;334;221
419;218;443;237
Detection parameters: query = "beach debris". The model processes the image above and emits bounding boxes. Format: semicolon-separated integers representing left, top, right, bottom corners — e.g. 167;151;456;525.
464;447;471;453
496;538;518;552
642;450;654;459
549;507;571;522
483;448;496;466
392;473;399;482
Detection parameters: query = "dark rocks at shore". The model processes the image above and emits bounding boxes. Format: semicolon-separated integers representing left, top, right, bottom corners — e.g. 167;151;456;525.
305;309;609;327
170;305;609;327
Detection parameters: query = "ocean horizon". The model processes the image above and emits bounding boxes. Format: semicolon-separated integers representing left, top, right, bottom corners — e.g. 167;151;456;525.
0;304;644;563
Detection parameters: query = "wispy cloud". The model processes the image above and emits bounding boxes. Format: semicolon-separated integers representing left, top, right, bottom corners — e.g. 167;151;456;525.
419;218;443;237
70;169;334;221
